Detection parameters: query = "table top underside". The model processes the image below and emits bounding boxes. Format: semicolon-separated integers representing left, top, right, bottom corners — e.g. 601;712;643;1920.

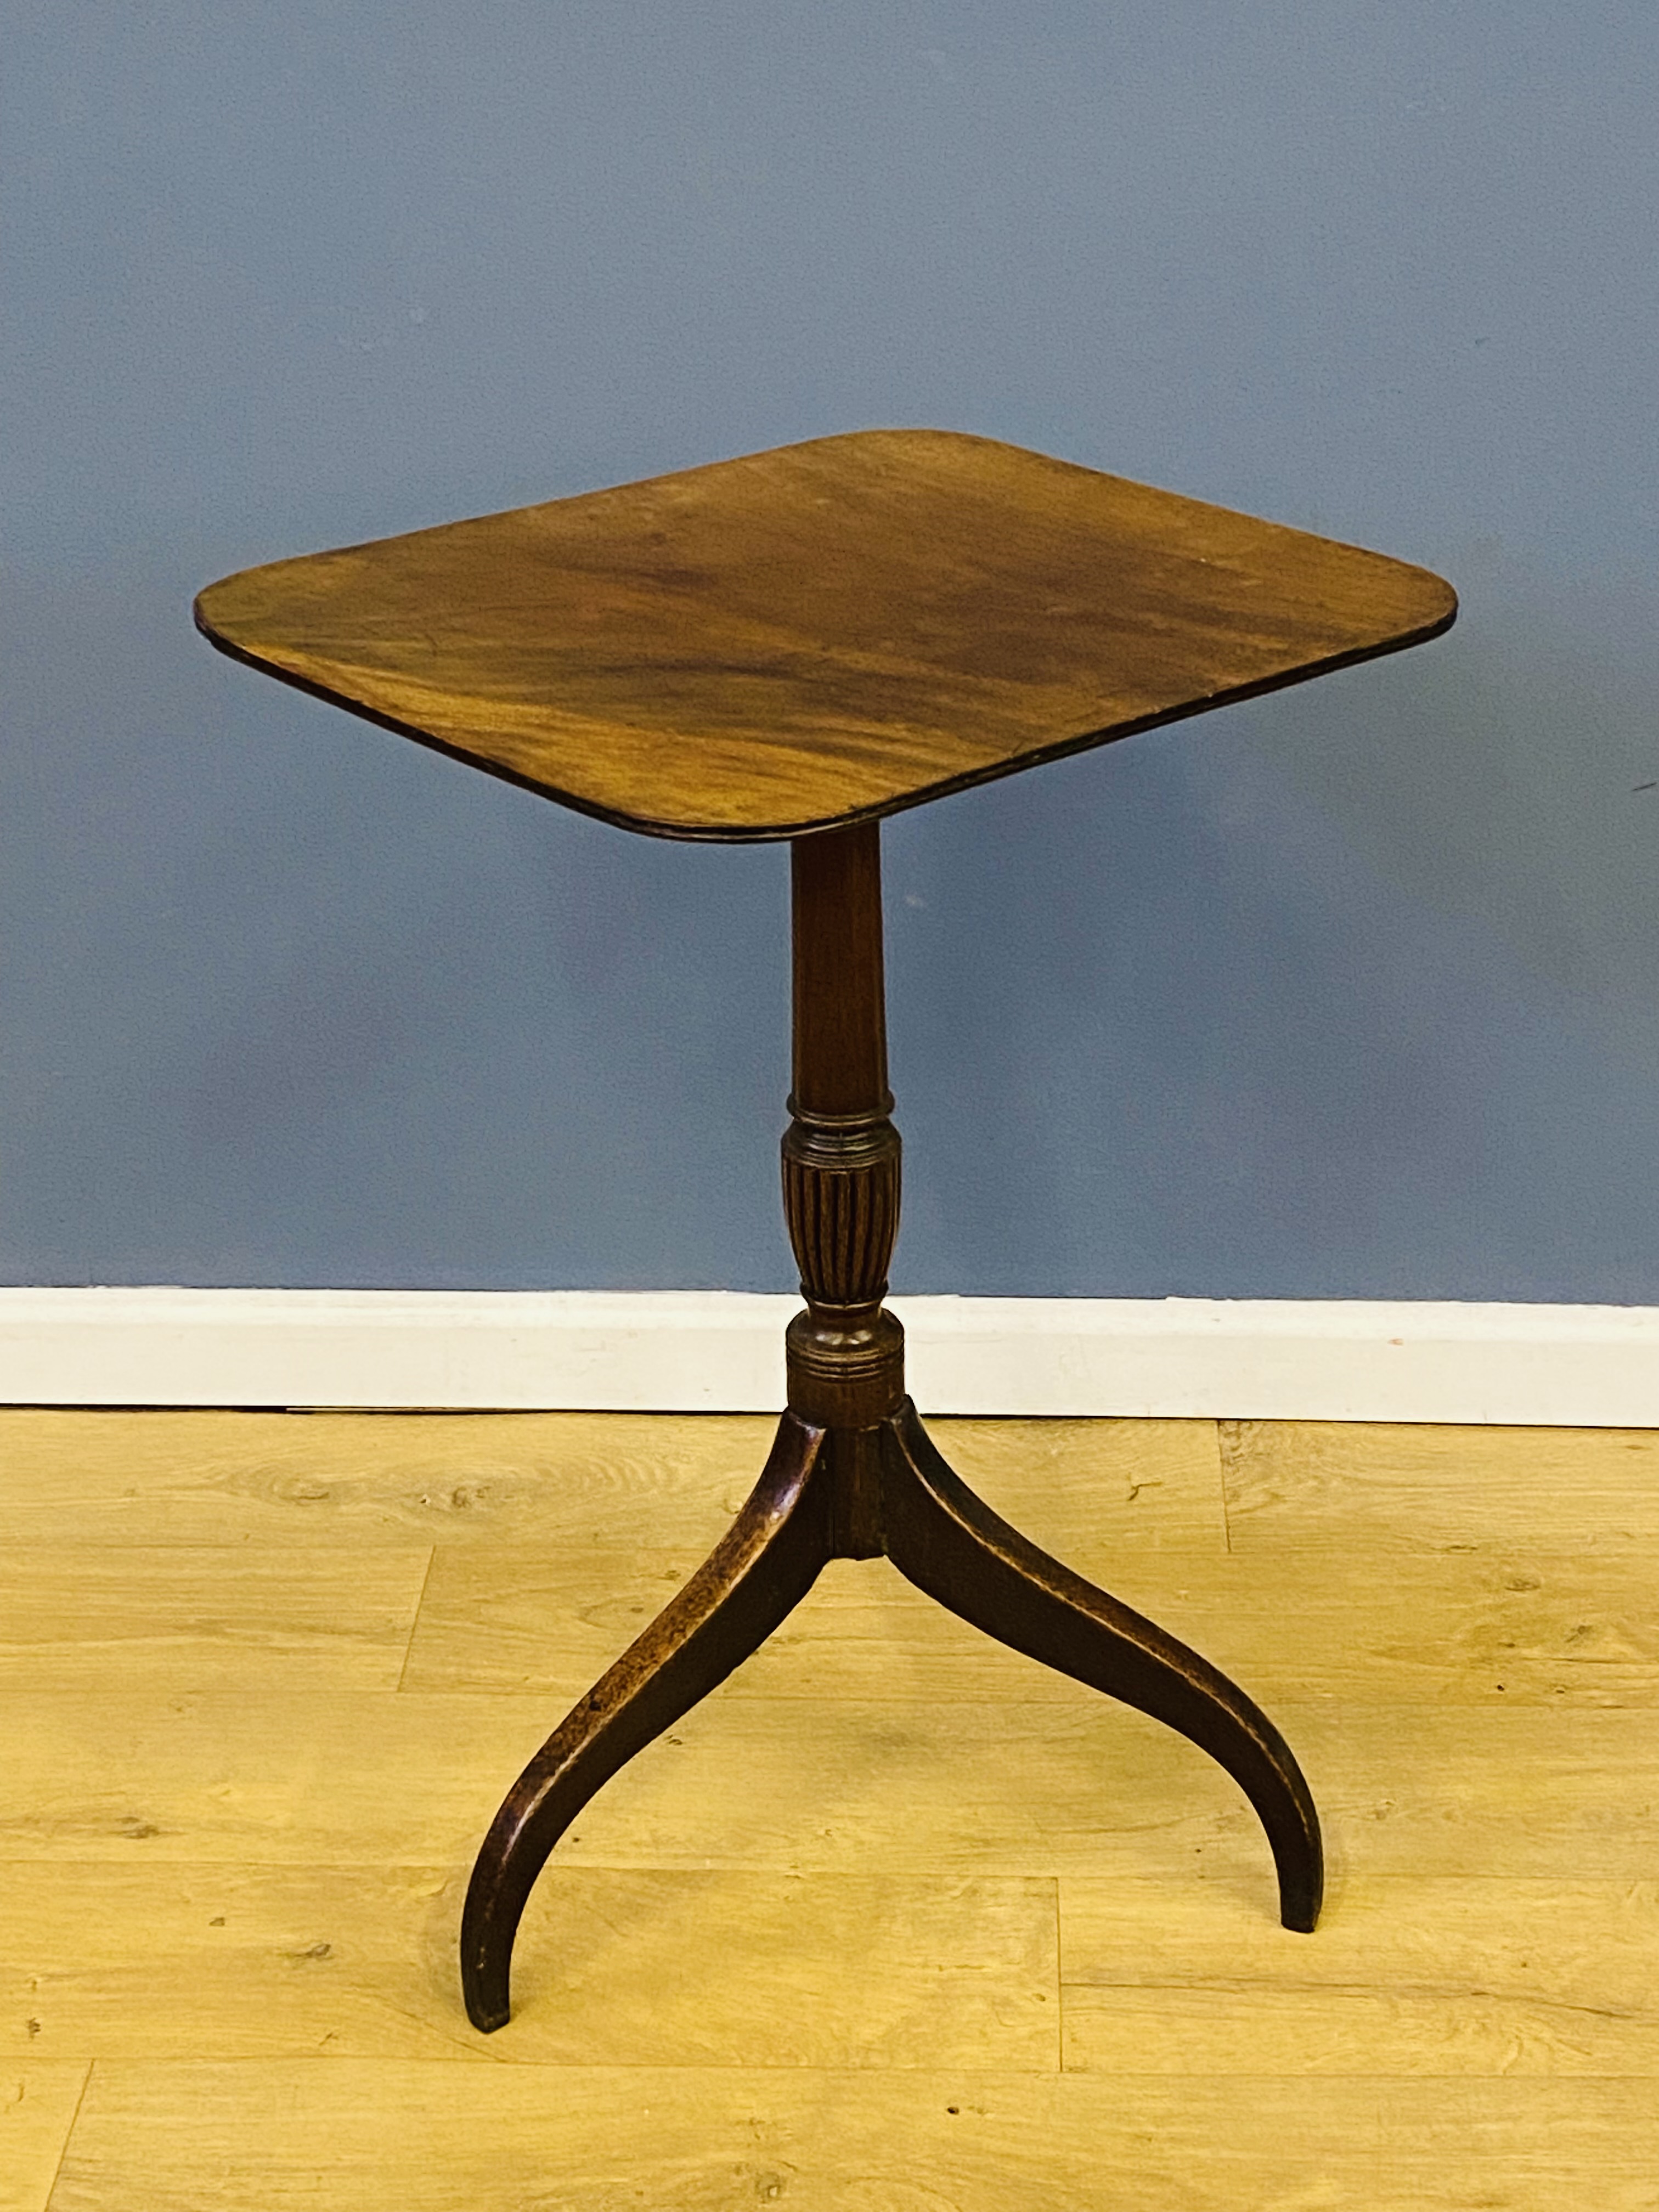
194;429;1457;841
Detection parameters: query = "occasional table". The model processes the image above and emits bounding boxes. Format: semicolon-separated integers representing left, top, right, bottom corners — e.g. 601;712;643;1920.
195;429;1456;2031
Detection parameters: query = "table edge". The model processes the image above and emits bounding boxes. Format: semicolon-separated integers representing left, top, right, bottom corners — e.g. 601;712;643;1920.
193;590;1457;844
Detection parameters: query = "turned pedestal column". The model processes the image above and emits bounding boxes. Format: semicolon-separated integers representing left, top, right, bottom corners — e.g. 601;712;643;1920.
455;821;1322;2031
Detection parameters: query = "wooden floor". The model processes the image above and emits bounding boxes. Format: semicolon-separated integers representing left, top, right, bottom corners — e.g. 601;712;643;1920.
2;1408;1656;2210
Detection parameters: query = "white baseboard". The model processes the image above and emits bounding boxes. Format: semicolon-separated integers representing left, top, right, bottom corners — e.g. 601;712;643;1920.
0;1288;1654;1425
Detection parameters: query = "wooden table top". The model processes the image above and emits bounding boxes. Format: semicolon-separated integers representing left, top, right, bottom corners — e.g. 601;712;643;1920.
194;430;1456;842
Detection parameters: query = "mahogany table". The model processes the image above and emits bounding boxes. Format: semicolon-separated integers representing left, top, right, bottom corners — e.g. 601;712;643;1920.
196;429;1457;2032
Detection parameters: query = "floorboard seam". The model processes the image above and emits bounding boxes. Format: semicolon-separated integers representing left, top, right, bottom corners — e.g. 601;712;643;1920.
1215;1420;1235;1556
394;1546;438;1693
41;2057;94;2212
1052;1877;1065;2073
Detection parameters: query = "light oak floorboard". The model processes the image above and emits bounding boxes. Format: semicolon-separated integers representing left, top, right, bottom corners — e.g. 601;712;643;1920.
0;1410;1222;1552
0;1550;430;1691
0;1410;780;1549
49;2063;1659;2212
1060;1875;1659;2075
0;1687;1259;1877
1222;1419;1659;1554
2;1864;1055;2073
3;1409;1655;2209
402;1539;1659;1704
0;2066;88;2212
4;1689;1657;1882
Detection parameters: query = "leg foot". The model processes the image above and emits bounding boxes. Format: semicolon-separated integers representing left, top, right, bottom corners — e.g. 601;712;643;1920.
879;1400;1322;1930
460;1410;836;2029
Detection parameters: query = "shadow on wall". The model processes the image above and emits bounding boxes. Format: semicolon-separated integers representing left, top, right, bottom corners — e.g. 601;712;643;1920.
2;562;1655;1299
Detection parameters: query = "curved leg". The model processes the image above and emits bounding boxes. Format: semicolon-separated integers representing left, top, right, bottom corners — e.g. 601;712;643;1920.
879;1400;1322;1931
461;1410;836;2030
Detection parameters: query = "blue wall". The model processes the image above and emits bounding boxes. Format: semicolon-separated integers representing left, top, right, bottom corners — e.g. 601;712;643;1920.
5;2;1655;1299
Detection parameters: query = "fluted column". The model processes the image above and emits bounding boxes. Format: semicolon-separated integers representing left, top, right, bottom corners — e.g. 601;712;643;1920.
782;822;905;1540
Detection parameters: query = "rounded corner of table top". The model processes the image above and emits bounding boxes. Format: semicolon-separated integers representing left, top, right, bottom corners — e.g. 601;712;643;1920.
191;578;233;650
1405;567;1460;639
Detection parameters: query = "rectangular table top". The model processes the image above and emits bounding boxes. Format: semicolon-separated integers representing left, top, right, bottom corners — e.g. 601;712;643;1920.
195;430;1455;840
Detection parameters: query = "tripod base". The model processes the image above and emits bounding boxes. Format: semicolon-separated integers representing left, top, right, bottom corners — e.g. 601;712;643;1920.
460;1396;1323;2033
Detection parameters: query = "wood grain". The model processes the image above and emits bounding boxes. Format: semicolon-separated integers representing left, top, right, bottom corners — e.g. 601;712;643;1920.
0;2064;88;2212
10;1409;1658;2212
400;1538;1659;1705
0;1410;1222;1552
0;1548;430;1689
387;1413;1226;1714
194;430;1456;841
1060;1875;1659;2075
2;1863;1056;2071
457;1406;838;2031
1222;1419;1659;1554
50;2063;1659;2212
8;1689;1657;1882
